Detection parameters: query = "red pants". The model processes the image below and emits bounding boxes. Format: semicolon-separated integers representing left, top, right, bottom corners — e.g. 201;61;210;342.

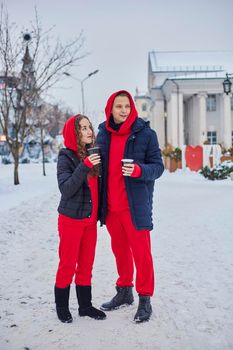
55;216;97;288
106;209;154;296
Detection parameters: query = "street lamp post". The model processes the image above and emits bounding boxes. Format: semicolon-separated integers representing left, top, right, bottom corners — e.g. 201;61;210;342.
64;70;99;114
223;73;233;95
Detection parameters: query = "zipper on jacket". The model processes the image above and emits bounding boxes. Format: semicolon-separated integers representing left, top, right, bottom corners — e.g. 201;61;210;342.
123;133;139;229
100;130;111;224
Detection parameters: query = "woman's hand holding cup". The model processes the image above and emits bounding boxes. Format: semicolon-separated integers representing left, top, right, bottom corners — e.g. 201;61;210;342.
87;146;101;166
87;153;101;166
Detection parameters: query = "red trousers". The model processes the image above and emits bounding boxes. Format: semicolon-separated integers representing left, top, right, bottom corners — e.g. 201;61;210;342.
106;209;154;296
55;216;97;288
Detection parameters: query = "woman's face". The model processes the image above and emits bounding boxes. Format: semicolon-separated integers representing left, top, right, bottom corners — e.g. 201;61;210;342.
79;118;93;145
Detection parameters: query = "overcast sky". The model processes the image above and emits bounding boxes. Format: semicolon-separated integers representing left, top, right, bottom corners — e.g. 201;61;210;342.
5;0;233;123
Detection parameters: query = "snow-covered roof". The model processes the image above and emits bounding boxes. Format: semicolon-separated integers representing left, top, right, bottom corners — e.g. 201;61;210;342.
149;51;233;74
134;89;151;99
167;72;227;80
24;131;54;144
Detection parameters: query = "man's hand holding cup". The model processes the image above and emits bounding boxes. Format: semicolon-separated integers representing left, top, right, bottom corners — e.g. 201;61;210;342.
121;159;134;176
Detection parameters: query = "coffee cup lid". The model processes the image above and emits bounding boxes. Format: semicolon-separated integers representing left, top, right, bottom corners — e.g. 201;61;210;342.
121;159;134;163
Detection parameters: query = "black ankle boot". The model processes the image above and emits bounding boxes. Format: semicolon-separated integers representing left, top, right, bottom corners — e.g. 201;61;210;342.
134;295;152;323
76;285;106;320
101;286;134;311
54;285;73;323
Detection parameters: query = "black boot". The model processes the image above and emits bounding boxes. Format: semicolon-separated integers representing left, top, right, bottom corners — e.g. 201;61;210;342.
134;295;152;323
100;286;134;311
54;285;73;323
76;285;106;320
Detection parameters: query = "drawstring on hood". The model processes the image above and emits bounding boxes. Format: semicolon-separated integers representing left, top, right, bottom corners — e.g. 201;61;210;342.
62;115;80;152
105;90;138;135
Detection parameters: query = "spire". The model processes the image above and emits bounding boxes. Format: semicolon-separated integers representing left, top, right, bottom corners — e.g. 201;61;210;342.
22;45;32;66
20;44;36;91
22;44;34;74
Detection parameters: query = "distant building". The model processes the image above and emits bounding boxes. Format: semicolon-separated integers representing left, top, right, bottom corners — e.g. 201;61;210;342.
135;51;233;149
134;88;153;121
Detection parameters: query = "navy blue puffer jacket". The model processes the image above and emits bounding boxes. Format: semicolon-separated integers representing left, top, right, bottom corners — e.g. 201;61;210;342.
57;148;93;219
97;117;164;230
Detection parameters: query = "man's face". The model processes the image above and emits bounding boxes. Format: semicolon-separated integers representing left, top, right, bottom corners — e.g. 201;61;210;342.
111;95;131;124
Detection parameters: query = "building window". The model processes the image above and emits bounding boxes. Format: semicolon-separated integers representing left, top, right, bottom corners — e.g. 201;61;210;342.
231;97;233;111
207;95;216;111
142;103;147;112
207;131;217;144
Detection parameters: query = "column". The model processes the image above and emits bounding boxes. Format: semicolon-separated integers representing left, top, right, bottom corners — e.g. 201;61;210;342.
167;93;178;147
198;93;207;144
222;93;232;149
178;92;184;147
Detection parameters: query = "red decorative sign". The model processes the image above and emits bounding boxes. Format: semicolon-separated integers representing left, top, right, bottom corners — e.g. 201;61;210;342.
0;135;6;142
185;145;203;171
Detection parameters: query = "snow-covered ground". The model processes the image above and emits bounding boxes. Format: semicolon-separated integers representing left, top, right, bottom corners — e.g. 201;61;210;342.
0;163;233;350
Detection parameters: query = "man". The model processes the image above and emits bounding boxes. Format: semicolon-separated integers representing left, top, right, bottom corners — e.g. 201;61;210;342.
97;90;164;323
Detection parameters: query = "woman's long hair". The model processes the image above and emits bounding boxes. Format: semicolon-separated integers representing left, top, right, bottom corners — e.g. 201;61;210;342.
74;115;99;176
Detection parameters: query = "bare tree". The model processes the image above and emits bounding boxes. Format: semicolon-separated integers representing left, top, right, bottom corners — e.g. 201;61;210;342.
33;102;72;176
33;102;49;176
0;5;87;184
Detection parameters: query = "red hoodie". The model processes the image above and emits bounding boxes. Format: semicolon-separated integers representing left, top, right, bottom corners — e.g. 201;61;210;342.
60;115;98;224
105;90;141;212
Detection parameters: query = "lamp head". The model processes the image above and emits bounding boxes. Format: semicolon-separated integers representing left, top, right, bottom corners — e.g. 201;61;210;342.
23;33;31;42
223;74;232;95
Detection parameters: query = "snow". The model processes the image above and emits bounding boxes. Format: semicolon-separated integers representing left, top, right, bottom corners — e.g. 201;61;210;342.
0;163;58;212
0;164;233;350
149;51;233;73
168;72;227;80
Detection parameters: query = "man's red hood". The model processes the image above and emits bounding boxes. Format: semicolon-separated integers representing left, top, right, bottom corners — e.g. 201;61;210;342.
62;115;80;151
105;90;138;134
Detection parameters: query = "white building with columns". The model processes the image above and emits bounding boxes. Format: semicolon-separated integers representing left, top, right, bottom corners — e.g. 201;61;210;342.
135;51;233;149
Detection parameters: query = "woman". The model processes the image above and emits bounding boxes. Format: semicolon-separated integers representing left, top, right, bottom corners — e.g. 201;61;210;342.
54;114;106;323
